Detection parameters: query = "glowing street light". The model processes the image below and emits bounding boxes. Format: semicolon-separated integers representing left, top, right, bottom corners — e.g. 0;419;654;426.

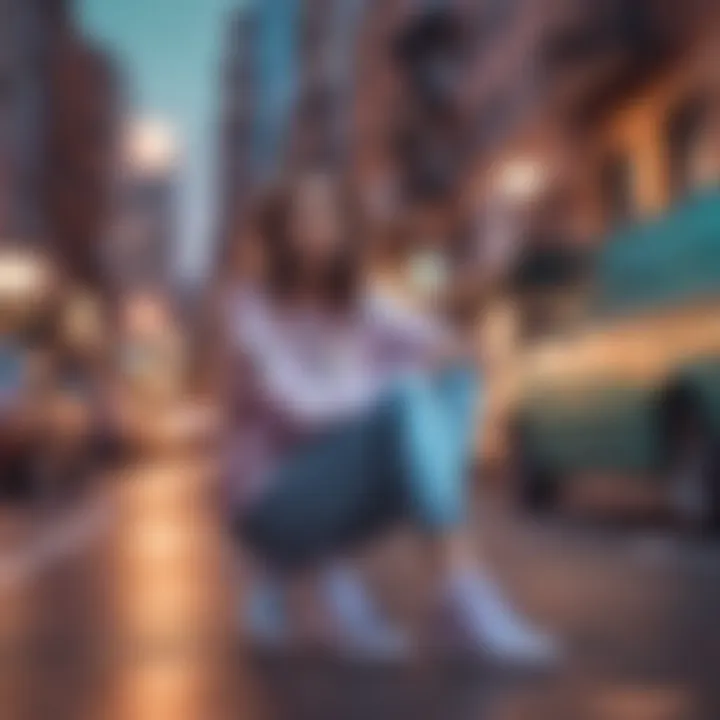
125;118;179;176
0;247;53;298
496;159;548;203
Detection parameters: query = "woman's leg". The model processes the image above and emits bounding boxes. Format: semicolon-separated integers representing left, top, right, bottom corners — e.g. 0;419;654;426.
239;417;401;570
244;560;408;657
390;367;557;662
319;561;409;658
419;366;484;578
238;416;407;655
239;369;556;662
436;366;479;458
392;367;477;529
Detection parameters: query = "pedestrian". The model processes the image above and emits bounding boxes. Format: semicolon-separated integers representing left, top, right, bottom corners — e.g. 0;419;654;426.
222;170;557;664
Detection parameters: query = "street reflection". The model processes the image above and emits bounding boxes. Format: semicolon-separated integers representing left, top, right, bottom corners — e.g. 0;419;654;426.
101;457;240;720
3;440;720;719
0;554;37;719
589;685;694;720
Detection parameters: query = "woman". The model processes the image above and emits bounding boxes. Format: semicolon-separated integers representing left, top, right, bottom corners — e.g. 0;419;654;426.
224;172;556;663
222;179;408;657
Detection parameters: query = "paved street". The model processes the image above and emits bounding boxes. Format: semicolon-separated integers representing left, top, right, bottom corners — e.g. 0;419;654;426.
3;460;720;719
0;453;258;720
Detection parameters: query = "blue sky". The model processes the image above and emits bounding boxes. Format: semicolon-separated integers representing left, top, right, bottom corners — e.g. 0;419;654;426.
80;0;242;281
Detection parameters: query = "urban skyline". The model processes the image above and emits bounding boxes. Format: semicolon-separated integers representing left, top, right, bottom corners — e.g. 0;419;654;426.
80;0;240;282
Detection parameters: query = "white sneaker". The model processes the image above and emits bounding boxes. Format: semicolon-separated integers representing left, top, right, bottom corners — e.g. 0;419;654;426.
322;566;411;662
432;571;559;666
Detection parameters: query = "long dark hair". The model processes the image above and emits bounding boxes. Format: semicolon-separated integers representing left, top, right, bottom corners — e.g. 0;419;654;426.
253;174;362;312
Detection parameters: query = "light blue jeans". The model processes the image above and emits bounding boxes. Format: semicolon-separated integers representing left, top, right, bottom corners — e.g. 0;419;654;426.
239;366;479;571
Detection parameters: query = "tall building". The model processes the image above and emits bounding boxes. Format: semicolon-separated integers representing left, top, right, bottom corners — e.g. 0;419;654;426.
46;29;123;288
253;0;302;182
352;1;720;244
0;0;64;240
351;0;433;217
0;0;123;292
217;5;258;265
289;0;365;170
467;0;720;240
108;118;180;292
216;0;302;272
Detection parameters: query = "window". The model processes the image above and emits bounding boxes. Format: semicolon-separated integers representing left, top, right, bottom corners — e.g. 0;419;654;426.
666;97;711;201
600;152;634;228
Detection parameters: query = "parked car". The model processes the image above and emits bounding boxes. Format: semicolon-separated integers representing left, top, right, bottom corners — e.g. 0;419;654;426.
0;247;57;500
0;246;117;503
511;188;720;530
44;288;118;498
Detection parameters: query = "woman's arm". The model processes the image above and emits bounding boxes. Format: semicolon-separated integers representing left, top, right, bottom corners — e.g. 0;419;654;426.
219;287;337;430
228;290;374;431
257;348;373;429
366;284;477;373
441;218;520;327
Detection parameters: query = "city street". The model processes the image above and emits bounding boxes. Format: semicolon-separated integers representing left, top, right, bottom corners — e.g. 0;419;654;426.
4;0;720;717
3;449;720;719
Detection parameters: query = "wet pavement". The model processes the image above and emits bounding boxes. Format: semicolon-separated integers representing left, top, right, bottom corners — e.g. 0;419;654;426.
2;453;720;719
0;454;259;720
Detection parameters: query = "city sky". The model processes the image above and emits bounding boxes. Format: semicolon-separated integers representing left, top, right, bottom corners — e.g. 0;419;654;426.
80;0;242;282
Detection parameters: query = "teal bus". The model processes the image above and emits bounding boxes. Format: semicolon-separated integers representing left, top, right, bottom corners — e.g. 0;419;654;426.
512;188;720;530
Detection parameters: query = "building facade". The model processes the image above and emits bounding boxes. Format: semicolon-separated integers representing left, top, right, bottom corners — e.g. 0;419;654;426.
0;0;122;291
108;118;179;293
352;0;720;239
0;0;64;240
216;0;303;272
468;0;720;460
289;0;365;170
46;28;123;288
254;0;302;181
346;0;720;460
217;6;258;264
349;0;720;284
